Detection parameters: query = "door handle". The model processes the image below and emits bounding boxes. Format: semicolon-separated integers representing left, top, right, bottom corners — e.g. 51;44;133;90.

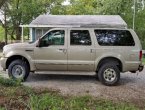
59;49;67;53
90;49;96;53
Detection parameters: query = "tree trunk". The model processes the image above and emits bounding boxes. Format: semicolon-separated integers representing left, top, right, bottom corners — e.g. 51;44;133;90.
15;26;21;41
4;4;8;45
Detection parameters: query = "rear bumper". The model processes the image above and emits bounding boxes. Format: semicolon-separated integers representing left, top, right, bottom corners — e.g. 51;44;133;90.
138;64;144;72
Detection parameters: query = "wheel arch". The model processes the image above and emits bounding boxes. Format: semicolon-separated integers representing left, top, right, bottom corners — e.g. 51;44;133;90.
6;55;30;71
96;57;123;72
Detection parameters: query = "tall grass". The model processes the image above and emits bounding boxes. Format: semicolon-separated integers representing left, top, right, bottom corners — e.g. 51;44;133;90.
21;94;138;110
0;76;21;87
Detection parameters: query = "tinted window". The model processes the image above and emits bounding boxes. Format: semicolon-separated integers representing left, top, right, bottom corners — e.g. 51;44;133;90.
42;30;65;45
95;30;135;46
70;30;91;45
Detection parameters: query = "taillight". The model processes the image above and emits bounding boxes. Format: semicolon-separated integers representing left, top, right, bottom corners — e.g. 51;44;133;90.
139;50;142;61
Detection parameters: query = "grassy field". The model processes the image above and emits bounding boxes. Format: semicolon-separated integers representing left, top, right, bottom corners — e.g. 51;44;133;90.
0;77;142;110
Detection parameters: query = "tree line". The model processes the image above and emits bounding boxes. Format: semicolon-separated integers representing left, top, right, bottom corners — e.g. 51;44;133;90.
0;0;145;48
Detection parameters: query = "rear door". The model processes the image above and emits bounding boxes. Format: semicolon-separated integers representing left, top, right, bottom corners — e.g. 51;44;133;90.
67;28;96;71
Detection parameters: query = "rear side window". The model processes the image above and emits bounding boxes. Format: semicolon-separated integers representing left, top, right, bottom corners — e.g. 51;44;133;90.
70;30;91;45
95;30;135;46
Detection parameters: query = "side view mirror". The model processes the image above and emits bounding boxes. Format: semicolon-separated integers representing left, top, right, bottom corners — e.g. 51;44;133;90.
36;38;49;47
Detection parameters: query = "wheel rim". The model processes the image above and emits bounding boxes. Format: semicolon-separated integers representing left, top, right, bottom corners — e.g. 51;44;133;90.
11;65;25;79
103;68;116;82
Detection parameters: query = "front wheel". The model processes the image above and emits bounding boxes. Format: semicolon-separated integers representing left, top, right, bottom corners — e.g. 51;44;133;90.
98;63;120;86
8;59;29;81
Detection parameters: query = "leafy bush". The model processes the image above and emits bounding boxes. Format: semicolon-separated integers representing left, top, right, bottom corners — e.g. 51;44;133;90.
136;29;145;49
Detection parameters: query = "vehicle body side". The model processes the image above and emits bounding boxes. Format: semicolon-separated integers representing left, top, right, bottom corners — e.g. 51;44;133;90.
0;28;142;73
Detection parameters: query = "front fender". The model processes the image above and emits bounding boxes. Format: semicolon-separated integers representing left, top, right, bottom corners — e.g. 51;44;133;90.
5;50;36;71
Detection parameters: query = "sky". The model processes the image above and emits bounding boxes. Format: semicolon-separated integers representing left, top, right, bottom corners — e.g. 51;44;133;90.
62;0;70;5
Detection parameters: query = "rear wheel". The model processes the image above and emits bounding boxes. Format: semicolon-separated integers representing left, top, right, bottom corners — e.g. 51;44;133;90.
98;63;120;86
8;59;29;81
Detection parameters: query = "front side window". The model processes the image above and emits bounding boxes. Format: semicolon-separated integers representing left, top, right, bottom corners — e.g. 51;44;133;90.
95;30;135;46
41;30;65;46
70;30;91;45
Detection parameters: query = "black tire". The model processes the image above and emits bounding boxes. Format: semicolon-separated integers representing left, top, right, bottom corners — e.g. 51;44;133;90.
98;63;120;86
8;59;29;81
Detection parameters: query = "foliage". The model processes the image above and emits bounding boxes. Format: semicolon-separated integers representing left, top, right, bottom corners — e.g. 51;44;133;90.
142;57;145;65
25;94;138;110
51;0;145;49
0;108;5;110
0;0;64;41
0;0;6;9
1;0;145;48
0;26;4;41
0;76;21;87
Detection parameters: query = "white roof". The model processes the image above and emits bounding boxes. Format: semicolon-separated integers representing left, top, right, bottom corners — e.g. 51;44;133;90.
26;15;127;28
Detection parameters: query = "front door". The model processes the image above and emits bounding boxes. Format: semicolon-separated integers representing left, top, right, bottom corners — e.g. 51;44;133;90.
34;28;67;71
68;29;95;71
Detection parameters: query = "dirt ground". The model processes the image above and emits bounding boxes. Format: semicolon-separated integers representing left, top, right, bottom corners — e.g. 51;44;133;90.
0;67;145;108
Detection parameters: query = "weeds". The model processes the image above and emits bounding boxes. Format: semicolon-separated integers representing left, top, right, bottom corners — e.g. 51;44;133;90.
18;94;138;110
0;76;21;87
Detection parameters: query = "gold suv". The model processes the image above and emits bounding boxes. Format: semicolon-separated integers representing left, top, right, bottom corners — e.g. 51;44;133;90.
0;28;144;86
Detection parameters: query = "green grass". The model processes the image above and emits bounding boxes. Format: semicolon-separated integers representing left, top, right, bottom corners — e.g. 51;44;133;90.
0;77;141;110
0;77;21;87
142;57;145;65
0;26;4;41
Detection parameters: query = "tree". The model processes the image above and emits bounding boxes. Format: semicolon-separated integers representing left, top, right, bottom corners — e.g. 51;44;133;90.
55;0;145;48
0;0;7;9
1;0;145;48
0;0;64;41
59;0;102;15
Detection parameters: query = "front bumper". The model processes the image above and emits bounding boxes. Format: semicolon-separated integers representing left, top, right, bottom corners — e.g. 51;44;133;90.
138;64;144;72
0;57;7;71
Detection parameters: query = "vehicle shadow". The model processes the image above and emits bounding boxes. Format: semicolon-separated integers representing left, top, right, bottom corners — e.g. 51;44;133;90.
27;73;98;82
26;73;138;86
